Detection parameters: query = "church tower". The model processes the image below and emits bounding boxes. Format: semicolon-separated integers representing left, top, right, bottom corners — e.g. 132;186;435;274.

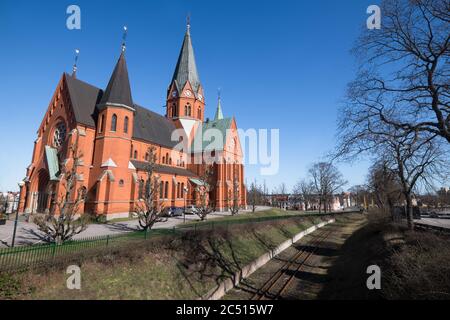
166;22;205;140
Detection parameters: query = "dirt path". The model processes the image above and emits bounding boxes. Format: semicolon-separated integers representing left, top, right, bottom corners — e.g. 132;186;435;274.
223;214;367;300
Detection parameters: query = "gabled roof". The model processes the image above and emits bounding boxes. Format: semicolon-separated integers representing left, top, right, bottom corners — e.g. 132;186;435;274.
132;104;178;148
171;27;201;93
130;160;196;177
191;118;233;153
65;73;102;127
99;52;133;109
64;74;177;147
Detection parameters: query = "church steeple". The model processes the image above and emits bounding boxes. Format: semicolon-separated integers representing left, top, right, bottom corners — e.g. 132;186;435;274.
99;51;133;109
170;22;201;94
166;20;205;123
215;93;224;120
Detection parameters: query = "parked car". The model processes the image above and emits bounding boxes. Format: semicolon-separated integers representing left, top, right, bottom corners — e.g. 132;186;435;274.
163;207;183;217
184;205;199;214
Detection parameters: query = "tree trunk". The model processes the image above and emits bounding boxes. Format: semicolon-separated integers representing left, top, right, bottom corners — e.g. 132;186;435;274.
405;193;414;230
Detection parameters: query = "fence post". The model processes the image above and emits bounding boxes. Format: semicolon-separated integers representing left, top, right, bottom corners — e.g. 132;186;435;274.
106;235;110;246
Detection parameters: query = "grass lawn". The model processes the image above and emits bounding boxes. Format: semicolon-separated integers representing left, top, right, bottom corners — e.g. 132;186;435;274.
180;208;322;227
2;214;335;299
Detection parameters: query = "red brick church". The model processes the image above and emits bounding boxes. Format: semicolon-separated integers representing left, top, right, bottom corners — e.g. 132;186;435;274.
18;24;246;219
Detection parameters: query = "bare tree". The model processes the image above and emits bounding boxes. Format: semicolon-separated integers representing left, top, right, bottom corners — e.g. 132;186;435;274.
248;179;263;212
228;171;240;216
134;147;165;231
341;0;449;145
367;161;402;214
377;133;448;229
195;165;215;221
33;129;88;244
309;162;347;213
292;179;314;211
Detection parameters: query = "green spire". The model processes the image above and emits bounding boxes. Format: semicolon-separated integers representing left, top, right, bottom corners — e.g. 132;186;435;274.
214;93;224;120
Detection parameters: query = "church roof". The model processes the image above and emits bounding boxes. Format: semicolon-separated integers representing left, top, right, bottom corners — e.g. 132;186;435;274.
99;52;133;109
130;160;196;177
191;117;233;153
64;73;177;148
171;27;201;93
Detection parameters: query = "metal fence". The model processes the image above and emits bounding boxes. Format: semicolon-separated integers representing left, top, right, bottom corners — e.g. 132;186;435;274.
0;211;339;273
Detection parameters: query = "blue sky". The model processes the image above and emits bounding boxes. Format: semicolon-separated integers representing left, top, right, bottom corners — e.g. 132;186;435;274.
0;0;375;192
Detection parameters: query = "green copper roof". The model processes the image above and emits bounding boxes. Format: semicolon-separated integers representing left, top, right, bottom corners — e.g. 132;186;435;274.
191;118;233;153
45;146;60;181
171;27;201;93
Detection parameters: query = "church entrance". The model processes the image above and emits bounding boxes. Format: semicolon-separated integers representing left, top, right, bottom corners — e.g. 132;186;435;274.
31;169;52;214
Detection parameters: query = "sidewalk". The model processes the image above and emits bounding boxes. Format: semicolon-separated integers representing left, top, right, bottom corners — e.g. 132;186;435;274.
0;206;271;247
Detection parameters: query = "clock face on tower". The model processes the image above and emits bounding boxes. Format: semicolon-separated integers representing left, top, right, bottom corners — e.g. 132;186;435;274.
184;90;192;97
198;94;203;101
172;90;177;97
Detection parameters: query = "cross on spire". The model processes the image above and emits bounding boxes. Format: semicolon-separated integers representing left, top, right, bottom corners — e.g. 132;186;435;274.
186;13;191;32
121;26;128;52
72;49;80;77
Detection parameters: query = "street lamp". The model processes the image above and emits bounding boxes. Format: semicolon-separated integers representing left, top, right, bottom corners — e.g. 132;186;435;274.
12;181;25;248
183;186;188;224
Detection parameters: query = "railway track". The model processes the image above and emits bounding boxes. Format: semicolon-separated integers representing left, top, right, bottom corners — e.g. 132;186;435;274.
250;227;333;300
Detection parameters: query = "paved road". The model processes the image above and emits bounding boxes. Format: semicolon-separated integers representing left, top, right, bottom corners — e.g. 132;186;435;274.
0;206;272;247
415;217;450;230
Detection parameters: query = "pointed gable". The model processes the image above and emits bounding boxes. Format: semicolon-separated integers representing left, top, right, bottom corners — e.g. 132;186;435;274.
171;27;201;94
99;52;133;109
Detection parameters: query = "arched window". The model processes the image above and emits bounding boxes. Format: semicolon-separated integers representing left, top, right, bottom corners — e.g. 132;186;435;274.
188;105;191;116
111;114;117;132
145;152;149;161
160;181;164;198
177;182;180;198
162;156;165;164
99;115;105;133
169;158;172;165
134;150;138;159
184;105;188;116
124;116;129;133
198;107;201;119
181;183;185;198
165;153;169;164
172;104;177;117
164;181;169;199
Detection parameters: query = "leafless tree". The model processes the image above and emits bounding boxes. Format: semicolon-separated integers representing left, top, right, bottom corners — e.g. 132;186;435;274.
228;171;240;216
367;161;402;214
292;179;315;211
134;147;165;231
340;0;449;146
308;162;347;213
195;165;215;221
377;133;448;228
33;129;88;244
248;179;263;212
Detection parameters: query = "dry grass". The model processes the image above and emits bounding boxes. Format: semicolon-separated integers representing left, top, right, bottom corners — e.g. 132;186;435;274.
0;215;331;300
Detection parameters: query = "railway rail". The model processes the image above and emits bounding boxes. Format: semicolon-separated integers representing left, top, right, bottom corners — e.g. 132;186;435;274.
250;227;333;300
